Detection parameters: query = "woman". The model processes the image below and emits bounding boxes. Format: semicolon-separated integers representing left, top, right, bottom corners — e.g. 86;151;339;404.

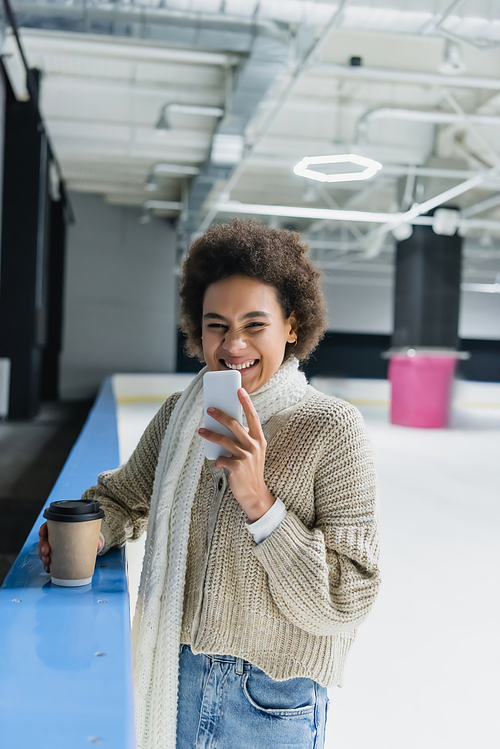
39;219;381;749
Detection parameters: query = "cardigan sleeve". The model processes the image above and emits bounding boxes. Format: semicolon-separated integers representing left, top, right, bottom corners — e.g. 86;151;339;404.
82;391;182;554
251;401;381;636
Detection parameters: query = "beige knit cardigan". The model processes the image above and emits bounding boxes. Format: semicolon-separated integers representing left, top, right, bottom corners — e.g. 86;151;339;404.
83;384;381;687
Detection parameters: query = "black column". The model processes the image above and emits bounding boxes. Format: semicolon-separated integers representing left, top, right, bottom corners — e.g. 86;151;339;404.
0;68;50;419
40;192;67;401
392;220;462;349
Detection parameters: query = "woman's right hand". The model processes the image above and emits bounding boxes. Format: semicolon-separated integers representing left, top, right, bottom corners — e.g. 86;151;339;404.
38;522;105;573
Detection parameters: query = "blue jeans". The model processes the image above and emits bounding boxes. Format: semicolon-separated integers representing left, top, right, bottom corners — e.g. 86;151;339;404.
176;644;330;749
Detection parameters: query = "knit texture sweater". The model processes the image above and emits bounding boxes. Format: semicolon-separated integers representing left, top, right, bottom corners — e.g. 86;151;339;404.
83;384;381;688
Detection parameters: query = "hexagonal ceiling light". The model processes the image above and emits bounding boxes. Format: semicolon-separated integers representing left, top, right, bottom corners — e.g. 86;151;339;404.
293;153;382;183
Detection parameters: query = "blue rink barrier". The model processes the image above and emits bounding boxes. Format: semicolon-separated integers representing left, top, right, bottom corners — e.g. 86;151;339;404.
0;378;135;749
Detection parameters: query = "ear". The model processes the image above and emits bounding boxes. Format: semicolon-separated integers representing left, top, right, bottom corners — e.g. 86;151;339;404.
286;312;298;344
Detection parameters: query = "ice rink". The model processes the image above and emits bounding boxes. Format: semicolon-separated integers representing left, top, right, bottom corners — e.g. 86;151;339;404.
113;374;500;749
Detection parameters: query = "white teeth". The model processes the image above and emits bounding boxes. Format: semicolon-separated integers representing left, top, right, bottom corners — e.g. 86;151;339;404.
224;360;256;370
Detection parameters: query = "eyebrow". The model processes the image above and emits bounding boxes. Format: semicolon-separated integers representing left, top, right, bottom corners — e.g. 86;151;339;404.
203;311;271;321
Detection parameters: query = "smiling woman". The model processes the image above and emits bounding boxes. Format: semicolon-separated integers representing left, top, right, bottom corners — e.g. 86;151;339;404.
45;218;381;749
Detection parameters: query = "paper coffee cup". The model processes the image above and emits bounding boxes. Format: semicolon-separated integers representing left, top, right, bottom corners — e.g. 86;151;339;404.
43;499;105;587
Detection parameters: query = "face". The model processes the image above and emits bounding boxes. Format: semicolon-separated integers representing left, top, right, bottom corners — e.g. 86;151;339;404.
202;275;298;394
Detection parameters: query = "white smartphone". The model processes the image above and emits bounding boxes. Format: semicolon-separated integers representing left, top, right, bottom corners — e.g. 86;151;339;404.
203;370;243;460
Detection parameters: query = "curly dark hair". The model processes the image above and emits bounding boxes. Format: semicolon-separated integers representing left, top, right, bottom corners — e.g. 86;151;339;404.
178;218;327;363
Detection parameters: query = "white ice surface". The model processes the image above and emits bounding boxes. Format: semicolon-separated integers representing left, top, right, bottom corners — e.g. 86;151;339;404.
113;375;500;749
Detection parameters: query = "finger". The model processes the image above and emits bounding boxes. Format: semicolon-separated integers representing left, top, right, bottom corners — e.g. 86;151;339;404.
214;456;231;471
38;522;47;538
198;428;245;457
39;543;50;558
237;389;263;438
207;408;250;448
207;407;244;433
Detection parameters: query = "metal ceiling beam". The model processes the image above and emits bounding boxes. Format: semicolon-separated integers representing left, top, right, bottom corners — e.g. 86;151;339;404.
357;107;500;143
311;62;500;92
18;29;239;67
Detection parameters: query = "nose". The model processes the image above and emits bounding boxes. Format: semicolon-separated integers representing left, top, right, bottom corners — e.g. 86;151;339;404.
221;328;248;355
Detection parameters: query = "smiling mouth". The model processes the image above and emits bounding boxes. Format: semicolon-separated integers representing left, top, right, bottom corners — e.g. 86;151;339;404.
220;359;259;371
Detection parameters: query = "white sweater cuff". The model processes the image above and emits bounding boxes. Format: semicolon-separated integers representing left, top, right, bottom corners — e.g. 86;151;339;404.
245;496;287;544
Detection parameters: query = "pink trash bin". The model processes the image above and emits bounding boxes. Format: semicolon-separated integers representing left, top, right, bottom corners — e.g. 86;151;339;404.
388;354;458;428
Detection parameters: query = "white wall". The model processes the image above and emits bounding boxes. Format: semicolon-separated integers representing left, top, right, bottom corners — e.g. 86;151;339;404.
323;276;500;340
323;280;393;334
60;193;178;400
458;289;500;340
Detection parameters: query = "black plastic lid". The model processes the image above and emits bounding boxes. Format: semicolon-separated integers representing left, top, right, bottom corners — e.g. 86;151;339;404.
43;499;104;523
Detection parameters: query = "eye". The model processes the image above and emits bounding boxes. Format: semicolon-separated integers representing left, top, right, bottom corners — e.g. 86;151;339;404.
246;322;265;328
207;323;227;329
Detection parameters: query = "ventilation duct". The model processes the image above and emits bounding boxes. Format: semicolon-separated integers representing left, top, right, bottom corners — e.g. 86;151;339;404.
179;30;290;244
11;2;290;52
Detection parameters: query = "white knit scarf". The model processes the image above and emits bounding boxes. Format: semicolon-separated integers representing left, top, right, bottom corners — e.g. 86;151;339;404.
131;355;308;749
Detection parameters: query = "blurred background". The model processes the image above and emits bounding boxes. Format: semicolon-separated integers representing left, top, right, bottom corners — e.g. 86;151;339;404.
0;2;499;746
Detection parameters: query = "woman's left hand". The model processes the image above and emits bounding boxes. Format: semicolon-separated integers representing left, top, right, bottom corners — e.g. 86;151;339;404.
198;388;276;522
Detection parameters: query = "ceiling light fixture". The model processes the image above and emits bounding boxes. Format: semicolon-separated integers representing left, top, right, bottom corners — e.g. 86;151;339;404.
293;153;382;183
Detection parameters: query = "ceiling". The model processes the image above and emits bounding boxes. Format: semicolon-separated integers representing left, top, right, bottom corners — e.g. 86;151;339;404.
2;0;500;290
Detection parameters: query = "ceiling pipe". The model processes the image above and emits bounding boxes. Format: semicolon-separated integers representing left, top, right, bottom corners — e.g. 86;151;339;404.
311;61;500;92
462;193;500;218
139;199;183;223
143;200;182;210
215;192;500;233
145;164;200;192
356;107;500;143
216;202;401;224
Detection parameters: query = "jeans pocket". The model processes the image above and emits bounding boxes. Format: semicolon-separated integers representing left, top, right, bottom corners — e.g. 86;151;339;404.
241;669;316;718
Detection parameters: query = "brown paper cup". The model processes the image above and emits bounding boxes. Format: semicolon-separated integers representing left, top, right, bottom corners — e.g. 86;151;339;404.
47;518;102;587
